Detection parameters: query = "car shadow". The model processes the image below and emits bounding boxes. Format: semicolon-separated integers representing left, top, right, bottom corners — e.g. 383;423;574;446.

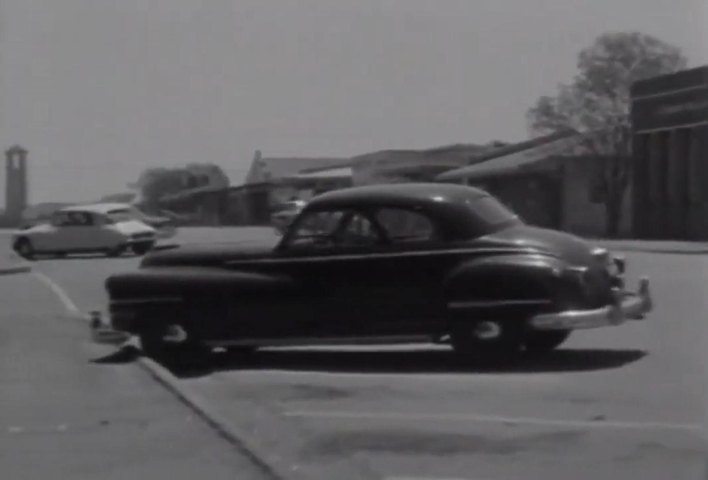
167;347;647;379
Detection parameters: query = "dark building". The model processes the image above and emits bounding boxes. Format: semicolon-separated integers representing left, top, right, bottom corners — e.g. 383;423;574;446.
0;146;29;227
631;66;708;240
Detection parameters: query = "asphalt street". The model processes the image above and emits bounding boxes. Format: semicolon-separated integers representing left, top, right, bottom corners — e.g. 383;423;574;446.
2;230;707;479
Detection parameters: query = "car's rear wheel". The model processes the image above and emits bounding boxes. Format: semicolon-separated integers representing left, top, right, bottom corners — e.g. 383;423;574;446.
524;330;571;355
106;245;126;258
450;319;523;362
132;242;154;256
139;324;209;368
13;238;35;260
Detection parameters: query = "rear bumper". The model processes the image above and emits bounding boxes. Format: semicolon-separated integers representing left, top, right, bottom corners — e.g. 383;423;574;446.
529;277;653;331
109;297;182;332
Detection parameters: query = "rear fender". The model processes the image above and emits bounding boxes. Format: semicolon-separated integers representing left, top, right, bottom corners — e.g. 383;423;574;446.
443;254;567;317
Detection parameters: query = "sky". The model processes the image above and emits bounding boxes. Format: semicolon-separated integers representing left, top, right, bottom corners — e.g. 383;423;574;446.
0;0;706;204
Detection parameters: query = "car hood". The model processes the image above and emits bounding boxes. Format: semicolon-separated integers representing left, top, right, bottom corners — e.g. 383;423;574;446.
478;225;596;265
142;239;280;267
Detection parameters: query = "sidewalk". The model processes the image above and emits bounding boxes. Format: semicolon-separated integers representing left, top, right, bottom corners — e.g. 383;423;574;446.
0;250;30;275
0;273;269;480
595;239;708;255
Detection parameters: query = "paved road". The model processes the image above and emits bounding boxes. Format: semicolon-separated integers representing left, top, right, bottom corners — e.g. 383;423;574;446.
9;235;708;479
0;272;270;479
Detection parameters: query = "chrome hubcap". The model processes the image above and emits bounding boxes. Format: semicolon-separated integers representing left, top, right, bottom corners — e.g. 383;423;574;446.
474;321;502;340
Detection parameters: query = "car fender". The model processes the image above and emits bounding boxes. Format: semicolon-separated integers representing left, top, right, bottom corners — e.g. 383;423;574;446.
106;266;296;298
443;253;567;313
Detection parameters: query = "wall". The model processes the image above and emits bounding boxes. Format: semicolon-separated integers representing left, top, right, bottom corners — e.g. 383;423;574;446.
560;156;632;238
631;66;708;240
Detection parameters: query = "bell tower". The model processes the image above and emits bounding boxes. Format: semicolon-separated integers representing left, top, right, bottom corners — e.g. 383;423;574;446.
5;145;28;224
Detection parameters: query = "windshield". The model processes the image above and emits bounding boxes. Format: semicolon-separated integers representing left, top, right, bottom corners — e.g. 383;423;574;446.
105;209;134;223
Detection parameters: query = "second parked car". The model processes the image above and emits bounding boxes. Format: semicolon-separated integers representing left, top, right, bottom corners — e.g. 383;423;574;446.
12;203;157;259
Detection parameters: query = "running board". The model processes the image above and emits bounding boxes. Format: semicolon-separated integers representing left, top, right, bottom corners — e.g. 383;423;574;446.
205;335;439;348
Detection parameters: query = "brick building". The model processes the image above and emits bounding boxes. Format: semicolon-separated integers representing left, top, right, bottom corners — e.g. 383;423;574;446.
631;66;708;240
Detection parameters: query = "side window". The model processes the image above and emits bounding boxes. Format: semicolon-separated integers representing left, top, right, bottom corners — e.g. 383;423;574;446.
82;213;96;226
53;212;75;227
375;208;437;243
335;213;380;247
68;212;92;226
286;210;346;248
285;210;382;249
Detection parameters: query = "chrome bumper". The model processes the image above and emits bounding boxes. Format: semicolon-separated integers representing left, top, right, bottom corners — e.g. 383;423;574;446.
529;277;653;331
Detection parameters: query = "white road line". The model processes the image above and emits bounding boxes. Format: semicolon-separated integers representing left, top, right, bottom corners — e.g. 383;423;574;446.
386;477;492;480
386;477;495;480
285;410;703;433
32;271;80;315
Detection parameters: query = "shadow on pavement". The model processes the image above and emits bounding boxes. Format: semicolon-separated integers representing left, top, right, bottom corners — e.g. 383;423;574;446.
91;345;142;364
165;347;648;379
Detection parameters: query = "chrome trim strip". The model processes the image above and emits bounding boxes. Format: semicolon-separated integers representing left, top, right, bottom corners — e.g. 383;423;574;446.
529;277;652;331
225;247;556;266
110;297;183;306
448;299;552;309
206;335;435;348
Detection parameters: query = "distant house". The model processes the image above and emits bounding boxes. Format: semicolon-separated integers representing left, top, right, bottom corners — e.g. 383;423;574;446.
228;151;351;225
437;131;631;237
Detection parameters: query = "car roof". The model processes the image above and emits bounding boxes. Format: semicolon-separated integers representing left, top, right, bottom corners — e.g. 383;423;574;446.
302;183;512;240
306;183;489;210
59;203;133;214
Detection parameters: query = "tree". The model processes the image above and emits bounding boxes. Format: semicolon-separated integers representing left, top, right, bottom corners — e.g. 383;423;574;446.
527;32;687;237
131;164;230;208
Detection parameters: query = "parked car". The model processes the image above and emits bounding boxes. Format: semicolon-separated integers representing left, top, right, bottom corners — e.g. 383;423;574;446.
12;203;158;259
106;183;652;363
271;199;307;235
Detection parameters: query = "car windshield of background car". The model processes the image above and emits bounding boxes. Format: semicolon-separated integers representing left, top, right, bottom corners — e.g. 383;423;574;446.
106;209;134;224
466;196;520;228
376;208;437;243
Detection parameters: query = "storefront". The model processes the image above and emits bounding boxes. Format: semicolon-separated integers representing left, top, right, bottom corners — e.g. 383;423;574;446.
631;66;708;240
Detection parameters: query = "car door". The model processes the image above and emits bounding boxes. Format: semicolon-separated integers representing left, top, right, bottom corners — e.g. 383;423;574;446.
343;206;456;337
37;212;77;251
237;208;389;340
65;212;100;251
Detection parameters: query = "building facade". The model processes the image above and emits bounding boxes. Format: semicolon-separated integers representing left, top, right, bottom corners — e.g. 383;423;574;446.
436;133;632;237
631;66;708;240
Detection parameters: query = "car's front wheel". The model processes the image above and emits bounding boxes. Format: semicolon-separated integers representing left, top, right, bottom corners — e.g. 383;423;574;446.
13;238;35;260
450;319;523;362
523;330;571;355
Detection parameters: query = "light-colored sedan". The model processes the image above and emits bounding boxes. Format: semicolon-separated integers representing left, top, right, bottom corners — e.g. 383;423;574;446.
11;203;157;259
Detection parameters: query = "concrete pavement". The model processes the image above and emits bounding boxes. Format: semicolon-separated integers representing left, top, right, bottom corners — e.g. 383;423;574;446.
22;245;708;479
0;273;271;480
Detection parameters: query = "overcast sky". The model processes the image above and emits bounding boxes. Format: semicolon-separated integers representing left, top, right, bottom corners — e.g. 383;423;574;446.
1;0;706;203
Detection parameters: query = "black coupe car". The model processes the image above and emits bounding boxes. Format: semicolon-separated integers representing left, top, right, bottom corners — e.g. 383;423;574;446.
106;183;652;362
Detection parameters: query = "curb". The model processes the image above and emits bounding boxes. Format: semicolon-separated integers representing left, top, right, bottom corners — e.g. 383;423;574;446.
136;355;380;480
0;264;31;275
136;357;286;480
600;246;708;255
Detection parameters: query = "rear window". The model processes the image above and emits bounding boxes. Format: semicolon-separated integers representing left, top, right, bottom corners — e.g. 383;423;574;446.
465;196;518;227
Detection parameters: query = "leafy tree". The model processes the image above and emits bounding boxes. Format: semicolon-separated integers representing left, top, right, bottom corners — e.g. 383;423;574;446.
527;32;687;237
132;164;230;208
